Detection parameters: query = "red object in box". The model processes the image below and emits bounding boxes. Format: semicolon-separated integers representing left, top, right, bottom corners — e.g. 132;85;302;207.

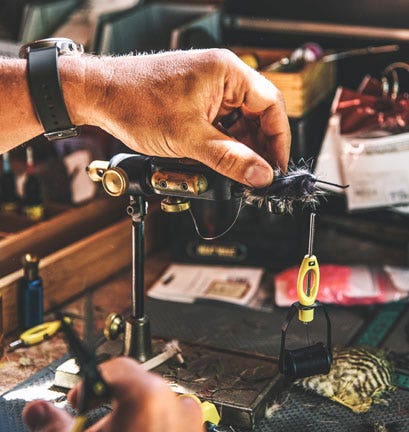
274;264;407;307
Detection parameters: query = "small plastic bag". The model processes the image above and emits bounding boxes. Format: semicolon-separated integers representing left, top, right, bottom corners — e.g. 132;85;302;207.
274;264;408;307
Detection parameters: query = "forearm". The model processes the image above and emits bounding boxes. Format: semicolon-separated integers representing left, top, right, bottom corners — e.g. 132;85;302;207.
0;54;149;152
0;56;92;152
0;59;43;151
0;56;103;153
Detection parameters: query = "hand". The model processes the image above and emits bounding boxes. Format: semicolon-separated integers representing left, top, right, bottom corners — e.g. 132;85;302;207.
64;49;291;187
23;357;203;432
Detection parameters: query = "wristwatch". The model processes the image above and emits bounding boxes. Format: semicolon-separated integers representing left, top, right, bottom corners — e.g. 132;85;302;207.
19;38;84;141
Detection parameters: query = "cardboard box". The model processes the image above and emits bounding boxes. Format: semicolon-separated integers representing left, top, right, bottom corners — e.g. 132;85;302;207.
233;47;336;118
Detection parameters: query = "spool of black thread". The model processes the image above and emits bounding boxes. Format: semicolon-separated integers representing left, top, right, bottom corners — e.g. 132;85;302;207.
282;342;331;379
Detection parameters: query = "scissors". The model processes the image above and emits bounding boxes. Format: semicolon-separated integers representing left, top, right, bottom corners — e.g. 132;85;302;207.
8;320;62;351
56;294;110;432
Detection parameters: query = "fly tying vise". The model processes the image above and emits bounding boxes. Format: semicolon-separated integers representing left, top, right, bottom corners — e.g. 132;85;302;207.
87;155;347;239
87;154;347;379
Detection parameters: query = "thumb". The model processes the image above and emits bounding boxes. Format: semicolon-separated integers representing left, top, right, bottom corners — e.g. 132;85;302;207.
191;124;274;187
23;400;74;432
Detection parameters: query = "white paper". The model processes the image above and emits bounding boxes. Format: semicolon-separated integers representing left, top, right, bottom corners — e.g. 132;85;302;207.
316;112;409;214
347;266;380;298
392;205;409;215
340;133;409;210
384;266;409;292
148;264;264;306
314;114;345;193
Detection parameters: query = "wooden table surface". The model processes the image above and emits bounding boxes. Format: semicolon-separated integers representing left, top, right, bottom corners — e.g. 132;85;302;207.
0;251;171;394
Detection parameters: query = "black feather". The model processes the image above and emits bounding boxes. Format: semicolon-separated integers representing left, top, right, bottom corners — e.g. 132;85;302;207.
242;162;325;214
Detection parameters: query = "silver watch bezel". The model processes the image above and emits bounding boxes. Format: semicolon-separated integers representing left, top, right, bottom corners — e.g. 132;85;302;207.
19;38;84;59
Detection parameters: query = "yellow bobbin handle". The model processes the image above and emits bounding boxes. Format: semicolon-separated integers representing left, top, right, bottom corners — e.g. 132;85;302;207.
70;415;87;432
178;394;220;426
20;320;62;346
296;254;320;323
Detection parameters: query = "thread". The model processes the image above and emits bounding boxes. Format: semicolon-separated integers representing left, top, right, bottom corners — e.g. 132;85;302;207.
282;342;331;379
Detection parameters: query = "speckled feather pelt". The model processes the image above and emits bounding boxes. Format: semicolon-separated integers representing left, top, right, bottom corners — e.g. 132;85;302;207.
295;346;396;413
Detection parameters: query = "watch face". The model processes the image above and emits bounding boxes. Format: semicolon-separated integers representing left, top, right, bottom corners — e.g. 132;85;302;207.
19;38;84;58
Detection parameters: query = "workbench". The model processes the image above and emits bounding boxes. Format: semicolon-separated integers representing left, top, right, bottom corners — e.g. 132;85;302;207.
0;250;171;394
1;243;409;432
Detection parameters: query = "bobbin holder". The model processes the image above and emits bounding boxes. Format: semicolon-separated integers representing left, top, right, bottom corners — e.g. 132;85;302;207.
279;301;332;379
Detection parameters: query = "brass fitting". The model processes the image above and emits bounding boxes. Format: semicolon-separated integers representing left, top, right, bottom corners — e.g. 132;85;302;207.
161;197;191;213
104;313;125;341
102;168;129;197
151;171;208;196
86;160;109;182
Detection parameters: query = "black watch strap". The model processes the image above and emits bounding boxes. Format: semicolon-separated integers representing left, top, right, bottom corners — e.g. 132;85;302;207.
27;46;79;141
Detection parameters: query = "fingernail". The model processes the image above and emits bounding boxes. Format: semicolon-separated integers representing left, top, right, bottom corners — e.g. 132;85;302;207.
244;164;273;187
24;402;48;429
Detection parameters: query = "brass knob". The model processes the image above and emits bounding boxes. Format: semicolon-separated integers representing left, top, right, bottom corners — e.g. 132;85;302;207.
86;160;109;182
102;168;129;197
104;312;125;341
161;197;191;213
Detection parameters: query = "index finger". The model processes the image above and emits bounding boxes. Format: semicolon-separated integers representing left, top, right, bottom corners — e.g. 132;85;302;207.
68;357;203;432
68;357;170;408
241;66;291;171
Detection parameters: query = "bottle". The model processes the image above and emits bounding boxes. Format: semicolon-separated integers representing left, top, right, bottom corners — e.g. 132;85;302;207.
23;146;44;221
20;254;43;329
1;152;18;212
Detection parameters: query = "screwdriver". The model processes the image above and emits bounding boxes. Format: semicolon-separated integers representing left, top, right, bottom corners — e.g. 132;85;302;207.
8;320;62;351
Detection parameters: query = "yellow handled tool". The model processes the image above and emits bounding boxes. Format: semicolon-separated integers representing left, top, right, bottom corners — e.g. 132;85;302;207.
178;394;221;430
70;416;87;432
296;213;320;323
8;320;62;351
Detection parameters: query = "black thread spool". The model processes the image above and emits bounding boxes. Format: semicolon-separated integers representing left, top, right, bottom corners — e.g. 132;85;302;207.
281;342;331;379
279;302;332;379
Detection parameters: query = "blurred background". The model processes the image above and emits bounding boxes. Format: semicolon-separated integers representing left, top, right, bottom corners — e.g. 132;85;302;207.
0;0;408;274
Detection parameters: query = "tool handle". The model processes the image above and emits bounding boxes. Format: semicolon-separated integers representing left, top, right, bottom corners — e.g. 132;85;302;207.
70;415;87;432
178;394;220;427
20;320;61;345
296;254;320;322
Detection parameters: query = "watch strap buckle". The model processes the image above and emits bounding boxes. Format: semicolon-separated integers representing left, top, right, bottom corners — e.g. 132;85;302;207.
44;127;80;141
